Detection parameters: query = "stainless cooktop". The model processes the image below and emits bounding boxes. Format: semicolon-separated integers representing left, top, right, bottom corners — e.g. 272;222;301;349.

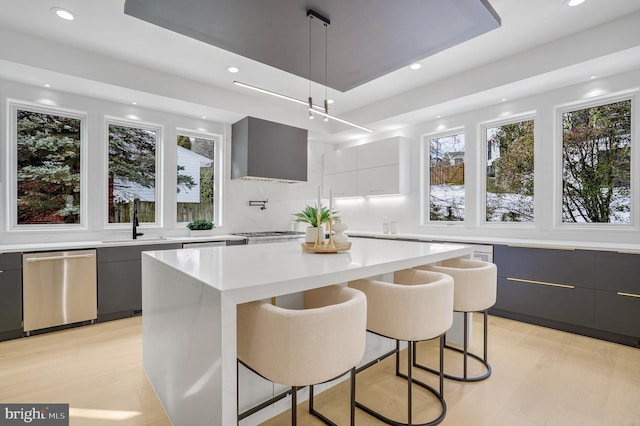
232;231;304;237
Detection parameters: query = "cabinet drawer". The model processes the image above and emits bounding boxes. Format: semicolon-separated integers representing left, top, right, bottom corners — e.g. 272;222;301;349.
0;253;22;271
595;251;640;293
98;243;182;263
495;277;594;327
594;290;640;337
493;245;596;288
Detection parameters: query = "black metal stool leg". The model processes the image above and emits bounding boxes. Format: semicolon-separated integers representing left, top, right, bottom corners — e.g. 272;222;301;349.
350;367;356;426
413;310;492;382
463;311;468;380
291;386;297;426
356;337;447;426
407;341;412;425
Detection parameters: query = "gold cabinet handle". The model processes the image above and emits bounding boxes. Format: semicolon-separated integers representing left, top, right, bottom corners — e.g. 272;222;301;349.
617;291;640;299
507;277;574;289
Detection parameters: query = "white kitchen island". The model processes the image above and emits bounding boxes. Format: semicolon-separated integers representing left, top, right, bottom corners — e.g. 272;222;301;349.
141;238;473;426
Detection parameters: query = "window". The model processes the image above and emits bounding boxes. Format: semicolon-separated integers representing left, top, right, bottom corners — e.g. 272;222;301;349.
561;98;632;224
107;121;158;224
15;107;83;225
485;118;535;222
427;132;465;221
176;133;216;223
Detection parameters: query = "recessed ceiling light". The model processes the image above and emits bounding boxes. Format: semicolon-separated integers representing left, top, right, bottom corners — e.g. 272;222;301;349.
44;84;51;88
52;7;75;20
501;98;507;102
590;75;597;79
567;0;585;6
201;116;207;119
227;66;239;73
409;63;422;70
436;115;441;119
132;101;137;105
327;99;334;104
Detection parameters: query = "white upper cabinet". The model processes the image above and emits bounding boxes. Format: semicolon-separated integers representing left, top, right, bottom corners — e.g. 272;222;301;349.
323;137;409;198
323;147;357;174
324;171;357;198
357;139;400;169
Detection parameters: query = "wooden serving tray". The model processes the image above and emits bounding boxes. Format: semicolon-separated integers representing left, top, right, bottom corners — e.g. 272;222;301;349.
301;241;352;253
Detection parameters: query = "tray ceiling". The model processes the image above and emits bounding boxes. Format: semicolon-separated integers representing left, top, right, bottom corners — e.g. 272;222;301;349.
124;0;500;92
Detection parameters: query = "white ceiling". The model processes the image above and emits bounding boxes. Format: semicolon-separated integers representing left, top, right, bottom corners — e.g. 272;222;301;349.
1;0;640;142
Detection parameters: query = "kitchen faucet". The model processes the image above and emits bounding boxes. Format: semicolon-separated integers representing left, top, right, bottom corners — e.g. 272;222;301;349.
133;198;144;239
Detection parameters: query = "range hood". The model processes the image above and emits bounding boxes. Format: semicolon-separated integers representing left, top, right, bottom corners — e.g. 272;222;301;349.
231;116;308;183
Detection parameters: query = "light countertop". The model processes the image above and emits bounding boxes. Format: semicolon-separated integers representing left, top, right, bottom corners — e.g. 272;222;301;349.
0;234;246;254
143;238;473;299
346;230;640;253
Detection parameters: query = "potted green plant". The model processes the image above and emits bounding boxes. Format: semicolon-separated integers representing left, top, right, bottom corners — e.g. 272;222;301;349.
293;204;337;243
186;219;215;237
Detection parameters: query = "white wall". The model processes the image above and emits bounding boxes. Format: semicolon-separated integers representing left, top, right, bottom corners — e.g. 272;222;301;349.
3;66;640;246
329;68;640;246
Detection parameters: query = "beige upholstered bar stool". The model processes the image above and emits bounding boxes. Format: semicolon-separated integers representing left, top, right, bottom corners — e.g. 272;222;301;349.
236;285;367;425
349;269;454;426
414;258;497;382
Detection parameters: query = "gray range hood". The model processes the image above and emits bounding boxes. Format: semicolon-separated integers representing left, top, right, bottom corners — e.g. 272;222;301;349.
231;116;308;183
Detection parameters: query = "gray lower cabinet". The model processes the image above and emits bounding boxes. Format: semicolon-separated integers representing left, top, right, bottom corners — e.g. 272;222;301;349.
492;245;640;347
0;253;23;341
594;290;640;337
97;243;181;322
593;251;640;337
496;277;594;327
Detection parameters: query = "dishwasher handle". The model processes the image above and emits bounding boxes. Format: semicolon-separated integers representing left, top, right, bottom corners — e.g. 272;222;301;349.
25;253;95;263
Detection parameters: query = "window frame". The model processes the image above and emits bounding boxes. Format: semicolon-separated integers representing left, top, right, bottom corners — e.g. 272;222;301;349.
7;100;88;231
174;128;223;227
104;116;163;229
554;90;638;230
479;112;537;228
420;127;466;225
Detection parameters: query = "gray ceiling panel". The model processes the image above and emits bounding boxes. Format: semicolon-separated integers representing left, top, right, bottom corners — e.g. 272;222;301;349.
124;0;500;92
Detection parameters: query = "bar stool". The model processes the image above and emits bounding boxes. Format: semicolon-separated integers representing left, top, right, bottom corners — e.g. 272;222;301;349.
414;258;497;382
236;285;367;425
349;269;454;426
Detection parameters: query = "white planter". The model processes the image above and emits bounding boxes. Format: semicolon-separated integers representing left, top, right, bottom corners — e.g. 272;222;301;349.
305;225;325;244
189;229;216;237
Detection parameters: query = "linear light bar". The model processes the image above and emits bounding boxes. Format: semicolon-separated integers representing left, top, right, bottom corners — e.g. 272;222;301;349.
233;80;373;133
233;81;308;106
308;108;373;133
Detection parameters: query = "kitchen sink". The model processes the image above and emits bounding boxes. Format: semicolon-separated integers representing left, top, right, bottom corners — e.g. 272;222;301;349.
100;238;168;244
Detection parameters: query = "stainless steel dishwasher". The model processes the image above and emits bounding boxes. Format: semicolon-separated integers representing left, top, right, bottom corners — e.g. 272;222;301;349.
23;249;97;333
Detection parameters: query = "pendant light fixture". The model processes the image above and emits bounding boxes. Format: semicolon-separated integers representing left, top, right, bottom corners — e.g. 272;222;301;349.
233;9;373;133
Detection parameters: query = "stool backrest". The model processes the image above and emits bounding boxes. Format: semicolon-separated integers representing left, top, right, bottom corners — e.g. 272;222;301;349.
417;259;497;312
350;269;453;342
237;285;367;386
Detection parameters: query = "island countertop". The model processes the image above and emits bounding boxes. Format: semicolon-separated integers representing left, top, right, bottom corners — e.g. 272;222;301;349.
141;238;474;425
144;238;473;301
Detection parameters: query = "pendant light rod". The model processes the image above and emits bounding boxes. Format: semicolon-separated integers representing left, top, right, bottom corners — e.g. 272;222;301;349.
233;9;373;134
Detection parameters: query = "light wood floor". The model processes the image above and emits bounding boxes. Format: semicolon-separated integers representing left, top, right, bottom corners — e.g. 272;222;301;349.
0;315;638;425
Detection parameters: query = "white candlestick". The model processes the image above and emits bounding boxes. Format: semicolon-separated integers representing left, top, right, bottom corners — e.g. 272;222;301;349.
317;185;321;209
329;188;332;213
